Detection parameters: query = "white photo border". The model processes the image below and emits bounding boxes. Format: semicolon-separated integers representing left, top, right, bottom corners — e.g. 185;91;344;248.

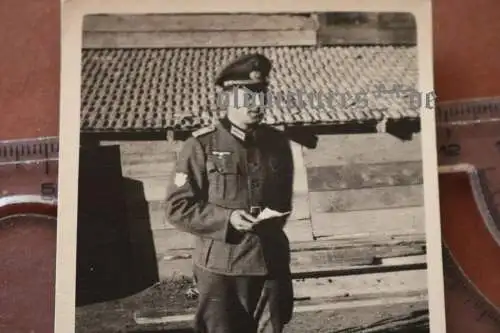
57;0;445;331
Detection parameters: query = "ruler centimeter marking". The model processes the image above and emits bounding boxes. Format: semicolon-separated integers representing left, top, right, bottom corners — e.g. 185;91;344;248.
436;97;500;126
0;137;59;205
0;136;59;165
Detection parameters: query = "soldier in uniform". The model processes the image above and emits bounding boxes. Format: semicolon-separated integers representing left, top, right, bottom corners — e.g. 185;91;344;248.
164;53;295;333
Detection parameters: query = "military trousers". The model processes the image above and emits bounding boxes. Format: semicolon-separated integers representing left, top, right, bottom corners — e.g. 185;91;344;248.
192;264;294;333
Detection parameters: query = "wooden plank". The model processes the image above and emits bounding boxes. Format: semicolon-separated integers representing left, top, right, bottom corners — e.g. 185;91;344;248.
153;228;196;255
293;268;427;300
292;256;427;279
284;219;314;243
303;133;422;167
289;192;310;221
148;200;168;230
134;294;427;325
290;234;426;252
122;161;175;179
83;14;317;32
157;257;195;280
318;26;416;45
120;153;177;166
377;13;416;29
140;177;170;202
155;235;426;278
311;206;425;239
152;223;426;257
291;142;309;193
289;141;311;221
291;249;376;269
307;161;423;192
156;249;427;280
101;140;183;150
117;141;181;180
155;234;426;262
82;30;317;49
309;185;423;213
382;255;427;266
293;245;425;266
323;12;378;26
115;140;183;154
152;220;426;256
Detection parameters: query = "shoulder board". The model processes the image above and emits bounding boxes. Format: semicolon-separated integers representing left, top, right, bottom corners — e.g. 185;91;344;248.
192;125;216;138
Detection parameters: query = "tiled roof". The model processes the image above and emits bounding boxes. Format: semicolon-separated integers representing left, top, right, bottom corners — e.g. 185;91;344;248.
81;46;419;132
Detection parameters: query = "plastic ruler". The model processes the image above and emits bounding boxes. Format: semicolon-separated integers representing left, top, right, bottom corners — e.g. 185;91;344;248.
436;97;500;332
0;136;59;218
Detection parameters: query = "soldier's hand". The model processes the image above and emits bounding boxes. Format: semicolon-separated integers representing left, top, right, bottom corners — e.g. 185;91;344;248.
229;210;259;232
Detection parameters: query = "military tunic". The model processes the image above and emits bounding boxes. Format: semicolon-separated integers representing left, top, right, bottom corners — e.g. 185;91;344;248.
165;117;295;332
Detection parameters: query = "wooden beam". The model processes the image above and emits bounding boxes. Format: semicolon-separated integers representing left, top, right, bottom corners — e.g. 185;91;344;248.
311;206;425;239
293;267;427;300
133;292;427;325
83;14;318;32
154;232;426;260
82;30;317;48
309;185;423;213
292;255;426;279
306;161;423;192
121;162;175;180
155;239;427;280
309;13;323;31
377;13;416;29
153;229;196;254
302;132;422;167
165;129;174;143
317;26;416;46
284;218;314;242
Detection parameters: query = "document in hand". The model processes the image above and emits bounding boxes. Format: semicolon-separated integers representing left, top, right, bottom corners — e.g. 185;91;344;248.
256;208;291;221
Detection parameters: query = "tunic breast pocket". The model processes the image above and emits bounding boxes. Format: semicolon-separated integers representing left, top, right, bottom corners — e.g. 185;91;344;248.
206;156;240;202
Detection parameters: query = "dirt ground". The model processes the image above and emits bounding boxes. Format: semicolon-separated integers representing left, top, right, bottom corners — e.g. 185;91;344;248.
75;277;429;333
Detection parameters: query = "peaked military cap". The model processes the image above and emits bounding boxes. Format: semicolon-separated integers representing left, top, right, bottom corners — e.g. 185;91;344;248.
215;53;272;88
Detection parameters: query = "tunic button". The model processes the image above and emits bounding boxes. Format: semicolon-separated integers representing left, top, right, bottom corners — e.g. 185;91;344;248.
251;180;260;190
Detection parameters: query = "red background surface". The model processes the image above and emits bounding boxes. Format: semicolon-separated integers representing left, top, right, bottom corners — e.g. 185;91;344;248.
1;1;500;333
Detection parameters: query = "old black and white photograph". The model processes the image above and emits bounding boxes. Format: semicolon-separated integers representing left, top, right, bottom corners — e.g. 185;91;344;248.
56;2;444;332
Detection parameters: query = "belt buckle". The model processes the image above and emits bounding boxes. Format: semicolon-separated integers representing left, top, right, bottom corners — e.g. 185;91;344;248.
250;206;262;217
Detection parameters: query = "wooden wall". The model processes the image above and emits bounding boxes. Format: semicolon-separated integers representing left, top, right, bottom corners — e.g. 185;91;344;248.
95;130;424;280
303;132;424;241
317;12;416;45
81;13;416;48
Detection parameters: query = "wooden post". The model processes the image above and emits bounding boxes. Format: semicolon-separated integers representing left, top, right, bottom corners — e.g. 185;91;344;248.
274;124;286;132
166;129;174;143
312;13;327;46
376;117;388;133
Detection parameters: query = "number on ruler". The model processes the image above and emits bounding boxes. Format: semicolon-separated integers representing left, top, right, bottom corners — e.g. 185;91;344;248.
439;144;461;157
41;183;57;200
